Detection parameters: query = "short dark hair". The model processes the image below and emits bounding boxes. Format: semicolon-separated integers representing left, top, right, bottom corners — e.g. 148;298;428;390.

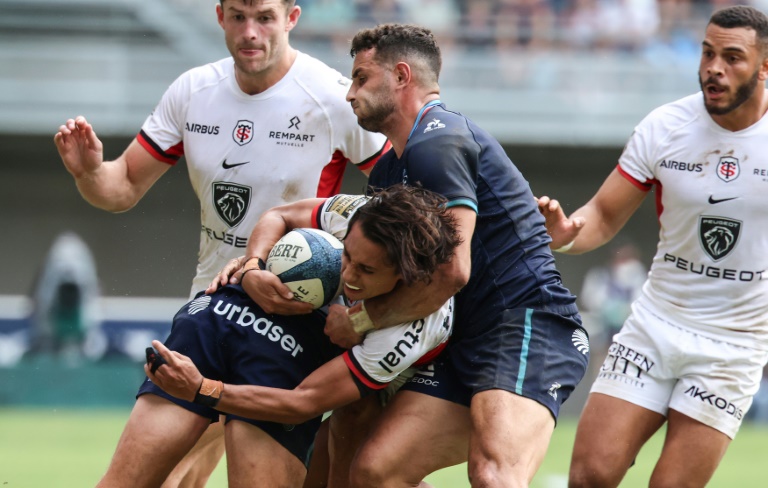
350;24;442;84
219;0;295;7
348;185;461;286
710;5;768;54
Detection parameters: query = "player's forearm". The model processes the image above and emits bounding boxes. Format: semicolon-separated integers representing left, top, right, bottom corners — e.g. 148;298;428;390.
365;259;468;328
245;210;290;262
216;358;361;423
73;161;144;212
564;205;618;255
217;384;323;424
245;199;324;261
563;168;648;255
566;196;642;255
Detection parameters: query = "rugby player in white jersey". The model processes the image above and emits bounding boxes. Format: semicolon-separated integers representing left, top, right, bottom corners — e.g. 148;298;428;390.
96;185;458;487
538;6;768;487
53;0;387;485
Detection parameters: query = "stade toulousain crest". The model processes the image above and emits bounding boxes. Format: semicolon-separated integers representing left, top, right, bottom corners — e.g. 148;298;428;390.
716;156;740;182
213;181;252;227
233;119;254;146
699;215;741;261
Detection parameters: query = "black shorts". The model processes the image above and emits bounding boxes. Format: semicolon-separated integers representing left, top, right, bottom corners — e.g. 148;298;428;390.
402;308;589;419
137;285;342;464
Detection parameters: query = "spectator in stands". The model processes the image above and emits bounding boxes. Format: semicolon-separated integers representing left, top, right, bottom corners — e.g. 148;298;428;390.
494;0;556;50
298;0;356;54
456;0;497;50
402;0;461;46
354;0;405;25
565;0;660;52
298;0;355;38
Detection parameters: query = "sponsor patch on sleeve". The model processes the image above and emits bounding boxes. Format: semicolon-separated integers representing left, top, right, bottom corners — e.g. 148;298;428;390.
325;194;369;219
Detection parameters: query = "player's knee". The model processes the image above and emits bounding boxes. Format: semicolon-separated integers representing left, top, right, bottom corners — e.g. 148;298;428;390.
469;450;549;488
568;458;620;488
467;458;519;488
348;447;390;488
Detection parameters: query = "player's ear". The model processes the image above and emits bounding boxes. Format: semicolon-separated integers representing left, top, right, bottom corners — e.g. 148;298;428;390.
216;3;225;28
394;62;411;86
759;53;768;82
285;4;301;32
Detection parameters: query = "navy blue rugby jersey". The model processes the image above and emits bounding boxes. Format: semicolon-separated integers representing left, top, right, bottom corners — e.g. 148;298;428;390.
172;285;342;384
368;103;578;335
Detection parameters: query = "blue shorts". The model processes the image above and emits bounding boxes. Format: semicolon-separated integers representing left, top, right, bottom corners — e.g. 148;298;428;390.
137;285;342;464
402;308;589;419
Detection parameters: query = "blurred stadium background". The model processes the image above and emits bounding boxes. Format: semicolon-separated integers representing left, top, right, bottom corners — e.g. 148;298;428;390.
2;0;768;486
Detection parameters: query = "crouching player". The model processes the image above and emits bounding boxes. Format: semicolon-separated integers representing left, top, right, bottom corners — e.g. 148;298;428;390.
96;185;460;488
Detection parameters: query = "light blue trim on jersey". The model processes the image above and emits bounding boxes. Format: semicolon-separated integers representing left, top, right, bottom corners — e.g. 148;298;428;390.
515;308;534;395
407;100;442;141
446;198;478;213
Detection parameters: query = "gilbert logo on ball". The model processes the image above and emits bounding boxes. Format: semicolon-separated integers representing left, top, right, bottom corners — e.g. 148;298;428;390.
267;228;343;309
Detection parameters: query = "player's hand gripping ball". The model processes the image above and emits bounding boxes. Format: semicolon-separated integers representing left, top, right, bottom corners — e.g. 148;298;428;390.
266;228;343;309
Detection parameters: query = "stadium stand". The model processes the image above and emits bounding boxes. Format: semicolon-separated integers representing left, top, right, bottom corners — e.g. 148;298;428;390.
0;0;711;144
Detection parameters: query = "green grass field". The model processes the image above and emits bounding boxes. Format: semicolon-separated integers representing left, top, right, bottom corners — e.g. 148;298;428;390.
2;407;767;487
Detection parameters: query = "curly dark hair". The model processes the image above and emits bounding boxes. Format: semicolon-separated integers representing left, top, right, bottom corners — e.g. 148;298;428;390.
350;23;441;84
710;6;768;55
347;185;461;286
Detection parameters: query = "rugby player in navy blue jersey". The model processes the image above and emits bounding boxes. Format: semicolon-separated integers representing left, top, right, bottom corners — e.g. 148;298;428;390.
95;185;460;488
309;24;591;487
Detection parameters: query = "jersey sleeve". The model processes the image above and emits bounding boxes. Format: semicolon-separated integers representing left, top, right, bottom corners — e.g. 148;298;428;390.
407;131;479;212
314;194;370;240
136;73;189;165
343;297;454;392
617;114;658;191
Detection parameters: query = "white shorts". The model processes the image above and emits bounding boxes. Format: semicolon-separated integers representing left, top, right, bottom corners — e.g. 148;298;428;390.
591;299;767;438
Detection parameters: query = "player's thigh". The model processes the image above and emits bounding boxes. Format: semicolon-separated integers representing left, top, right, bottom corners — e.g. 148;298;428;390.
303;419;330;488
468;389;556;483
97;394;212;488
575;301;675;479
649;409;731;488
161;418;226;488
225;419;307;488
351;390;470;487
327;395;383;486
569;392;665;487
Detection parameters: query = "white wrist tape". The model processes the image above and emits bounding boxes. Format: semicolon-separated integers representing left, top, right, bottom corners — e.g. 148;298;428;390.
553;240;575;253
347;301;376;334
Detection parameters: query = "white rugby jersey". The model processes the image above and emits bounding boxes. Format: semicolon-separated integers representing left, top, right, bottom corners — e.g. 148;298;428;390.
315;194;454;389
137;53;388;297
618;92;768;348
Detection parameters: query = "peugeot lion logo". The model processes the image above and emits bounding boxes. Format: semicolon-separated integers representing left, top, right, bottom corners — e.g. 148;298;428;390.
699;216;741;261
212;182;252;227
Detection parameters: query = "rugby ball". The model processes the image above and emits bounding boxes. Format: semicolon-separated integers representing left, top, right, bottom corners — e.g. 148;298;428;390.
266;228;343;309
